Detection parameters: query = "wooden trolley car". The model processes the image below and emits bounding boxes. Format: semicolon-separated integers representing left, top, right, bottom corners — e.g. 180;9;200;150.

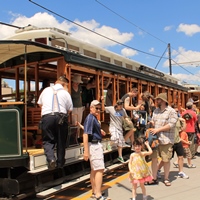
0;26;188;199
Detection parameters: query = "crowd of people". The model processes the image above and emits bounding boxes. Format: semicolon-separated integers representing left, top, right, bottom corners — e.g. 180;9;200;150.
36;74;200;200
81;91;200;200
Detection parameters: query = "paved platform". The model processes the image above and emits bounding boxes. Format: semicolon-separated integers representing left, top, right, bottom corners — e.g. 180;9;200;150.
73;152;200;200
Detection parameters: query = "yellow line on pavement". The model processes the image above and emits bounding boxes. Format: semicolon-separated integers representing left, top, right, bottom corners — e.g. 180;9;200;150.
71;161;153;199
71;172;129;200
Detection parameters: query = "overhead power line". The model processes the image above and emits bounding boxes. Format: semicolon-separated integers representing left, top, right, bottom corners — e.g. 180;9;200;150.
171;59;198;76
95;0;168;45
0;22;22;29
95;0;199;74
29;0;168;60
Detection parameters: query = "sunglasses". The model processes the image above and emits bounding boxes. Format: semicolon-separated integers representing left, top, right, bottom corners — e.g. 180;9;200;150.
95;107;101;111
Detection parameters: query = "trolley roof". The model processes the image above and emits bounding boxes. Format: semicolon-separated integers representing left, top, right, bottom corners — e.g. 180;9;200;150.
0;40;188;91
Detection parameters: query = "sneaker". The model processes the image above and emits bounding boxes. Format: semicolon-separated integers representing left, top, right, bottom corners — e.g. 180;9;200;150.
123;143;131;148
107;143;112;151
157;169;161;179
131;145;135;151
178;172;189;179
117;157;125;163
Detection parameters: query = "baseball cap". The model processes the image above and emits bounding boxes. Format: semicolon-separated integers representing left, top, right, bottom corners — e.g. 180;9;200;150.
116;99;123;105
186;102;193;107
90;100;101;107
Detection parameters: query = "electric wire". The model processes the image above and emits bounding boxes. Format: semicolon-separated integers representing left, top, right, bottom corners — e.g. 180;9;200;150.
155;46;168;69
28;0;200;80
171;59;195;75
28;0;168;59
0;22;21;29
95;0;168;45
95;0;199;74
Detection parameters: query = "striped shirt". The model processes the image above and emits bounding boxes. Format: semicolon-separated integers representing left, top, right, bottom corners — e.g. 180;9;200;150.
152;106;178;144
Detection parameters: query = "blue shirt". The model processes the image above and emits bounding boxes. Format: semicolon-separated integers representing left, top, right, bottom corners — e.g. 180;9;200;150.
84;113;102;140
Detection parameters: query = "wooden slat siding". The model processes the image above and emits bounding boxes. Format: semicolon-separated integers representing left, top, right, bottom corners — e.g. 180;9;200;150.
27;107;41;126
104;112;110;124
23;107;41;131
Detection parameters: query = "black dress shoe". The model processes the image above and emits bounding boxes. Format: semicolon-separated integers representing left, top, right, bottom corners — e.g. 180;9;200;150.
48;160;56;170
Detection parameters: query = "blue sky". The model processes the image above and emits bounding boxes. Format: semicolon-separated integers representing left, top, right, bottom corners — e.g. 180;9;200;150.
1;0;200;87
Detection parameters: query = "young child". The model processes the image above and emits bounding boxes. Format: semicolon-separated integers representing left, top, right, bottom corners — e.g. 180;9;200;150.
128;138;153;200
179;129;196;168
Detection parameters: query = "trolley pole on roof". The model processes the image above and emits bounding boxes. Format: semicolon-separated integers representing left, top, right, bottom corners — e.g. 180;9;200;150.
168;43;172;75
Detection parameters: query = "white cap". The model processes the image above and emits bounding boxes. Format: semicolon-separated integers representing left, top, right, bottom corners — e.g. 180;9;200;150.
90;100;101;107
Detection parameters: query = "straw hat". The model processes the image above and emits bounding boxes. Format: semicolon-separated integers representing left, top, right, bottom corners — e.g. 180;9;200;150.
155;93;168;103
72;75;83;83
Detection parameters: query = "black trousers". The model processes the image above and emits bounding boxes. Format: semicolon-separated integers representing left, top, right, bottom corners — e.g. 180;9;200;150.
41;114;68;167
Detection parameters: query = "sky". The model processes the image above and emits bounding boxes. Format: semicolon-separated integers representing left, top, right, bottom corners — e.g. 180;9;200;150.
1;0;200;87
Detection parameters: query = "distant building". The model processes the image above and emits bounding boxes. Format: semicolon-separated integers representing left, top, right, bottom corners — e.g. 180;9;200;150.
1;80;13;100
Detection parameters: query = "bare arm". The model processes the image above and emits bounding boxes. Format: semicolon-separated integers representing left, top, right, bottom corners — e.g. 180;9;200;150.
83;133;89;161
128;154;134;173
124;97;141;111
141;141;153;156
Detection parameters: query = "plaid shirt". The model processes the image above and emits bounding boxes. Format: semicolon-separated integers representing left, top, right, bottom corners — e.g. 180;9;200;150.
152;106;178;144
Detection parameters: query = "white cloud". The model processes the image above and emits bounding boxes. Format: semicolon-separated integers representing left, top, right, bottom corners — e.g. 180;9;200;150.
163;47;200;85
121;48;138;57
173;72;200;85
149;47;154;53
164;25;173;31
0;12;134;49
163;46;200;67
70;20;134;48
176;23;200;36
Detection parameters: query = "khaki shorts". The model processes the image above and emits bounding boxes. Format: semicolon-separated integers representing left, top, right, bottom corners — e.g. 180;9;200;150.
89;142;105;170
158;144;173;162
183;147;192;159
149;144;173;162
149;149;159;159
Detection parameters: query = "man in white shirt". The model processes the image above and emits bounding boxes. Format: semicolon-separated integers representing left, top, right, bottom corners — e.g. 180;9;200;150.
38;76;73;169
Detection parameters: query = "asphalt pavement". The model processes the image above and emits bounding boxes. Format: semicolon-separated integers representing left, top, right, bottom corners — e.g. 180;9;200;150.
82;150;200;200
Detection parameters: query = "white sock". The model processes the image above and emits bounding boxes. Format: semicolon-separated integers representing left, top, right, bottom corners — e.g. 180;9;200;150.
143;195;147;200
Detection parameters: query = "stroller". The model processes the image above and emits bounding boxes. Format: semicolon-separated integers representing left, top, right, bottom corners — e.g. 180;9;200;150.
133;110;148;139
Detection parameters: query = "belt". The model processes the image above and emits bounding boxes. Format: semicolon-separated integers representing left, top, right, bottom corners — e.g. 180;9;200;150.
42;112;60;117
90;140;101;144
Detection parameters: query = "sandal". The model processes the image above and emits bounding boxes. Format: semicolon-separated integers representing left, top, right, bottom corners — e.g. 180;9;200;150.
188;164;196;168
91;193;95;198
163;179;171;186
91;192;105;198
173;162;179;168
145;179;158;185
96;196;111;200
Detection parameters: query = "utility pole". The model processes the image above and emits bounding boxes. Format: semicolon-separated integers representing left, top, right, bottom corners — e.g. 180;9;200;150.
168;43;172;75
